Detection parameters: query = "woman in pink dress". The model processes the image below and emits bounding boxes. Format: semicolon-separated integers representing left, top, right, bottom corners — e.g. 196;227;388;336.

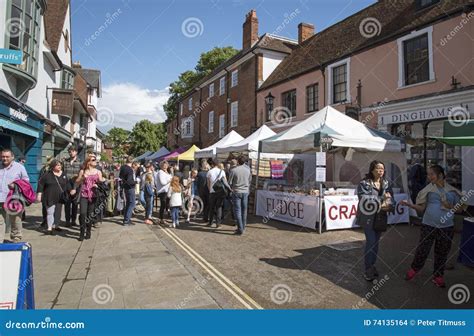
73;154;105;241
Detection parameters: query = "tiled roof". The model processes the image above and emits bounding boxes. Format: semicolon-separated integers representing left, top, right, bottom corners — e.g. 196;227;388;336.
44;0;69;53
259;0;473;90
75;68;102;96
179;34;297;101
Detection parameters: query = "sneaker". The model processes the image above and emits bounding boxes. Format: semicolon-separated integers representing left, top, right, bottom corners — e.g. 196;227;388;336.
405;268;418;281
12;237;22;242
432;276;446;288
176;221;180;227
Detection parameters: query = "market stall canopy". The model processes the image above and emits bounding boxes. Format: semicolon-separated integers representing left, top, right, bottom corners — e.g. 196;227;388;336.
134;151;153;161
260;106;404;153
161;147;187;161
216;125;276;154
430;120;474;146
174;145;200;161
195;130;244;158
146;147;170;161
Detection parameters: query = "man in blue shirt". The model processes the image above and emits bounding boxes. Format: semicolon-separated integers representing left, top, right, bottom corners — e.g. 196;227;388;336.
0;149;29;243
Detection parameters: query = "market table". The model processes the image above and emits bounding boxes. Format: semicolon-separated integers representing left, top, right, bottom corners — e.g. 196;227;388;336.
458;217;474;267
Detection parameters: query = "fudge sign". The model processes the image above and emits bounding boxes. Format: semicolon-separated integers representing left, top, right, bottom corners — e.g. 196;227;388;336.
256;190;319;229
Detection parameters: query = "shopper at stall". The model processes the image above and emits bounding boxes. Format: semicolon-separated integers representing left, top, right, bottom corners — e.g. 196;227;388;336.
63;146;82;227
402;165;464;288
356;160;395;281
228;156;252;235
0;149;29;243
156;160;172;224
197;161;210;222
168;176;183;228
207;160;230;228
36;159;69;235
75;154;105;241
143;171;155;225
119;156;137;226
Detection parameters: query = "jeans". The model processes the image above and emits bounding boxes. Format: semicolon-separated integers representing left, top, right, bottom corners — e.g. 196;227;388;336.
364;226;381;271
79;197;94;237
46;204;62;230
124;188;136;223
158;192;169;220
170;206;180;223
65;199;78;224
139;190;146;206
145;194;154;219
208;191;225;226
232;193;248;233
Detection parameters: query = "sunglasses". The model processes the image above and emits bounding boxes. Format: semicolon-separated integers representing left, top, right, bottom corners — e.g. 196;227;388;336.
90;158;97;162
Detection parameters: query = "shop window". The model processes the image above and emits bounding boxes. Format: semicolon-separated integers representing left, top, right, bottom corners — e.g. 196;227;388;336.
306;84;318;113
281;89;296;117
6;0;42;77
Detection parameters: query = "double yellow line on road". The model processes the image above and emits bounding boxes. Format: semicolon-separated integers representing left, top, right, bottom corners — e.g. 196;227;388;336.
159;226;263;309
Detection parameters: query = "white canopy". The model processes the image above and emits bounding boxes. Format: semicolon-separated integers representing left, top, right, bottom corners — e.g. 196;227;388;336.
195;130;244;158
260;106;404;153
216;125;276;154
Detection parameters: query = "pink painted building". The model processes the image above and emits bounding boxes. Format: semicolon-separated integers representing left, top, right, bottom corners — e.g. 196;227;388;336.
257;0;474;192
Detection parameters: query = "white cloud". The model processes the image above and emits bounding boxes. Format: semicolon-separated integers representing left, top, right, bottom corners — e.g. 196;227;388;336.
97;82;170;132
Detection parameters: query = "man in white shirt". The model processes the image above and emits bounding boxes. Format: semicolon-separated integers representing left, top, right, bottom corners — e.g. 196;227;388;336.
0;149;29;242
207;160;228;228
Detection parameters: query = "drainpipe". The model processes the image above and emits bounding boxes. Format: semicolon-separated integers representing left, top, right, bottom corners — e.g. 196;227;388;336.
224;68;231;134
251;50;259;129
198;87;202;146
321;66;326;107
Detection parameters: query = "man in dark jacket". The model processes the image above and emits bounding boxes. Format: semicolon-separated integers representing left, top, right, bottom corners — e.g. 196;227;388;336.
119;156;136;225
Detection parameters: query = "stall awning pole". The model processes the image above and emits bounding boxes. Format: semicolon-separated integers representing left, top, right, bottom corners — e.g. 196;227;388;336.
254;142;262;214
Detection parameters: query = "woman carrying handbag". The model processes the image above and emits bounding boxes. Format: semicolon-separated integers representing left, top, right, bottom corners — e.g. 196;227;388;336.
356;160;395;281
36;159;70;235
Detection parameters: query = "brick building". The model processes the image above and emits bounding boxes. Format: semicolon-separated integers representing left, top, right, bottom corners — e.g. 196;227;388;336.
167;10;298;149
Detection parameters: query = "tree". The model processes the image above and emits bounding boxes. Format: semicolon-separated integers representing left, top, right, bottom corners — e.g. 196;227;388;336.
164;46;239;123
104;127;130;159
129;120;167;157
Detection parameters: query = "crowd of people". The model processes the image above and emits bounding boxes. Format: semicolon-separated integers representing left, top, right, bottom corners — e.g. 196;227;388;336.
0;146;467;288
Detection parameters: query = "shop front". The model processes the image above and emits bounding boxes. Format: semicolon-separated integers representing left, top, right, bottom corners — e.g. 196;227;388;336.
375;87;474;195
0;90;44;189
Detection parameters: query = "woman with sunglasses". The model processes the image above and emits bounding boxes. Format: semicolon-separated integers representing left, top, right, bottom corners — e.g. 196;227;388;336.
74;155;105;241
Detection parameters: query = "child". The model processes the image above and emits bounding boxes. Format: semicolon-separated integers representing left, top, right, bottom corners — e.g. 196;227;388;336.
143;173;155;224
167;176;183;228
185;169;198;224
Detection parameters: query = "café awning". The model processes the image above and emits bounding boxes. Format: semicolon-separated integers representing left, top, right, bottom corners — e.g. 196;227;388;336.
430;120;474;146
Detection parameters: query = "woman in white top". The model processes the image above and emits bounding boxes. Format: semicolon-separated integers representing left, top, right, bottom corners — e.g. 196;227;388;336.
155;160;172;224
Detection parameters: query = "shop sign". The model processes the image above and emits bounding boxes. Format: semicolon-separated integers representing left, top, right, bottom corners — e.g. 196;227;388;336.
325;194;409;230
256;190;319;229
9;108;28;122
52;90;74;117
0;48;22;65
378;104;470;125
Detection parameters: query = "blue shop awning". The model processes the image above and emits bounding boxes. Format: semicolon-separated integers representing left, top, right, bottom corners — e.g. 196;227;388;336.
0;118;40;138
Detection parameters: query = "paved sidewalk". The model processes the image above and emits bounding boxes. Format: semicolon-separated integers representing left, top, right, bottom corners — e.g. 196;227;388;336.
20;204;220;309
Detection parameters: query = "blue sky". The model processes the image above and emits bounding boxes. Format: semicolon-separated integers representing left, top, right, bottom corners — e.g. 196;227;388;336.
71;0;376;130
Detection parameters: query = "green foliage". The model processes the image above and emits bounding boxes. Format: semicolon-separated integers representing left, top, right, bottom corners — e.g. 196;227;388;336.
129;120;167;157
164;46;239;123
104;127;130;158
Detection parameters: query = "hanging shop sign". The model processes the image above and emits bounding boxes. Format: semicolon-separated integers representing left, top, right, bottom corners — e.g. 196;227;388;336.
9;108;28;122
52;90;74;117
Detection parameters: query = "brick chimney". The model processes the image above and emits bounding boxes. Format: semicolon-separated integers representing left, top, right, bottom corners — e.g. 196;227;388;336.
243;10;258;50
298;23;314;44
72;61;82;68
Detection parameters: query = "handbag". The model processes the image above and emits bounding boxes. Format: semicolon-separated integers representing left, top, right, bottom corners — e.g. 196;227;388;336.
54;174;69;204
212;171;230;196
373;185;388;232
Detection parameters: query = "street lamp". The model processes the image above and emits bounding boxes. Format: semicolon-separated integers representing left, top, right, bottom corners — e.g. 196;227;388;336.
265;92;274;121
